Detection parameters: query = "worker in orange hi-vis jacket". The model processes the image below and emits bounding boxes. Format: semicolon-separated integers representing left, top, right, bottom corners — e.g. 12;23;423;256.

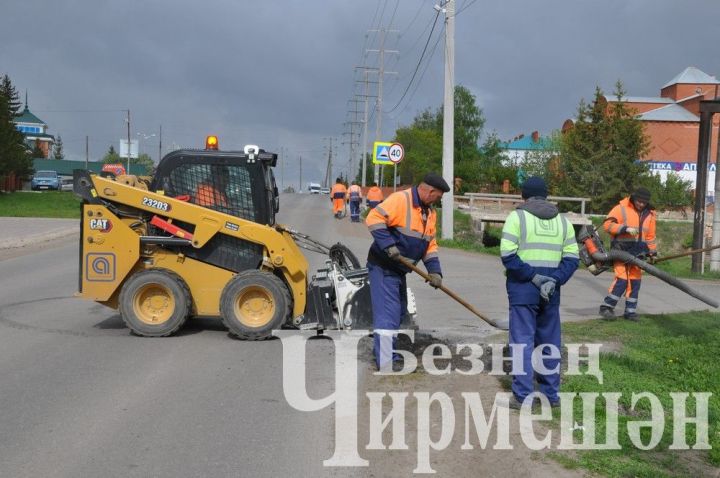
330;178;348;219
598;187;657;322
366;182;384;209
348;181;363;222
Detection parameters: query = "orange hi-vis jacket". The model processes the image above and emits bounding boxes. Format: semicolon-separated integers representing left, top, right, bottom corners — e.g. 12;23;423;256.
366;186;384;203
195;183;228;207
348;184;362;202
330;182;348;214
604;196;657;280
366;187;441;275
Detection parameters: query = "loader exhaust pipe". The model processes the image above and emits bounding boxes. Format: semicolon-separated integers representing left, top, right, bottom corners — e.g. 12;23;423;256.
577;226;718;309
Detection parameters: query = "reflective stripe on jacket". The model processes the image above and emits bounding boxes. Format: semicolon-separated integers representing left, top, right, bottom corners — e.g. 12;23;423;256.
366;187;441;275
500;209;579;305
348;184;362;201
331;183;347;200
604;197;657;252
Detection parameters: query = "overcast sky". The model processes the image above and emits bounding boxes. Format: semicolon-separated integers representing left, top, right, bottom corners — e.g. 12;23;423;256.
2;0;719;188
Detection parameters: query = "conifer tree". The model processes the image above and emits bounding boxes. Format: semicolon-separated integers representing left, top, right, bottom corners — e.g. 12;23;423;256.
557;81;650;213
53;135;64;159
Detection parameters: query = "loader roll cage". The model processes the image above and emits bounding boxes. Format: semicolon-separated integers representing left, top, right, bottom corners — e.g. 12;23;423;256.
150;149;280;226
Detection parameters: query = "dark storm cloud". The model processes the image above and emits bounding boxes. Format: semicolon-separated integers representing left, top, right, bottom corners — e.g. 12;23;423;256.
2;0;719;187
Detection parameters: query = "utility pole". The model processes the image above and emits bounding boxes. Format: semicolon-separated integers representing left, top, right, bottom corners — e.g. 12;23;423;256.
158;124;163;163
126;109;131;175
280;146;285;190
85;136;89;169
354;68;378;187
299;155;303;192
710;122;720;271
366;28;399;186
440;0;455;240
323;137;335;187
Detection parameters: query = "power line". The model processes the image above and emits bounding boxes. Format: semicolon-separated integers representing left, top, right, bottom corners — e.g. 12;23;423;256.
456;0;478;16
390;24;445;120
385;10;441;114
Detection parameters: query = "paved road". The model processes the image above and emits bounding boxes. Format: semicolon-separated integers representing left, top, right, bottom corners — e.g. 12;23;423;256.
0;196;356;478
1;193;718;477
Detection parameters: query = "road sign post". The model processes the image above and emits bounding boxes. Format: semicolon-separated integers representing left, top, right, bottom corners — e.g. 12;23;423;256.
388;143;404;191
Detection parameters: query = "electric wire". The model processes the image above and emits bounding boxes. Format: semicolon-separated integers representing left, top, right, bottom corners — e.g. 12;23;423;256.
385;10;442;114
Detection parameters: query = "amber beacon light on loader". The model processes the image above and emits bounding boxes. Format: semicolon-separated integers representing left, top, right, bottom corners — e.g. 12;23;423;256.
73;137;413;339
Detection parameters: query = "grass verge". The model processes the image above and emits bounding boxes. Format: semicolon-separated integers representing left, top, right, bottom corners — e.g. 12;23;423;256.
437;209;501;256
549;311;720;477
0;191;81;218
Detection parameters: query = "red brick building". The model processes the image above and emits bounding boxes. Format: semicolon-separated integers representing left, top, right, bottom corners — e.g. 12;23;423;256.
605;67;718;197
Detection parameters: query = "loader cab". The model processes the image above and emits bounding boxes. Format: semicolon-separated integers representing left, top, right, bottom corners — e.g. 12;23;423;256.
150;144;279;225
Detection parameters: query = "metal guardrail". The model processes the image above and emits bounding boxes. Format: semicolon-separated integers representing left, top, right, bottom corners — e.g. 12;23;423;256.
457;193;591;216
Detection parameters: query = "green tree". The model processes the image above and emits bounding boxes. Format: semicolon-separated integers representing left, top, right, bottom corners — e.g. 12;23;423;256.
640;172;693;211
437;85;485;164
0;91;31;178
102;145;121;164
557;81;651;213
0;75;22;116
53;135;64;159
392;84;485;186
473;132;518;192
131;153;155;175
31;142;44;158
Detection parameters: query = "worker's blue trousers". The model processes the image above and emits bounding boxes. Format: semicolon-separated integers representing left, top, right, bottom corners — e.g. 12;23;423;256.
367;200;381;209
349;200;361;222
509;303;561;403
603;278;641;315
368;262;407;369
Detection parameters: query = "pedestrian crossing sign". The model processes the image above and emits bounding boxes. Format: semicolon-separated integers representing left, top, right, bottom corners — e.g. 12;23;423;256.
372;141;393;165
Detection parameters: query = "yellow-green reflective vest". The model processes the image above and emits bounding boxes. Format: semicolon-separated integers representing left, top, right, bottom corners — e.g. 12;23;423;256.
500;210;578;267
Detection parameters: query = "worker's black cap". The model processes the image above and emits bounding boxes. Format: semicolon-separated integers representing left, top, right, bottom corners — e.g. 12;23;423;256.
631;187;651;202
422;173;450;193
521;176;548;199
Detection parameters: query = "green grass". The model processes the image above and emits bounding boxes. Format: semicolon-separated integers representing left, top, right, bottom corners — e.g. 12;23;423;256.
0;191;82;218
589;216;720;280
548;312;720;477
437;209;501;256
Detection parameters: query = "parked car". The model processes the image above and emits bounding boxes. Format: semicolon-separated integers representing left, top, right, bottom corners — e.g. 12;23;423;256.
31;170;61;191
320;187;330;195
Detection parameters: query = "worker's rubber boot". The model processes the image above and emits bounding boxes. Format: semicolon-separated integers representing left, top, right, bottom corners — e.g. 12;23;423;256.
623;312;639;322
599;306;616;321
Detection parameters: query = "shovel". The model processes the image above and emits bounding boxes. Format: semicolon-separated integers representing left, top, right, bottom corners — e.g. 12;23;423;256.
396;257;507;330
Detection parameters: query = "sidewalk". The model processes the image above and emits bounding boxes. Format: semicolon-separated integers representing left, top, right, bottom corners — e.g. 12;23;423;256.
0;217;78;250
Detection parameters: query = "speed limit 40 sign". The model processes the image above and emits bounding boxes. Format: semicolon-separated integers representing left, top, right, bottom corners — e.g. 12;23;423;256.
388;143;404;164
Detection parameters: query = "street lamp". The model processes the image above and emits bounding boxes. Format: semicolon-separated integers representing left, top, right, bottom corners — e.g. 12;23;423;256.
136;132;157;162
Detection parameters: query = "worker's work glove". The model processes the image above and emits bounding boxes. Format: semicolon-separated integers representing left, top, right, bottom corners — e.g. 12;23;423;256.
647;252;658;264
539;279;557;302
625;226;639;236
531;274;554;289
385;245;402;260
426;273;442;289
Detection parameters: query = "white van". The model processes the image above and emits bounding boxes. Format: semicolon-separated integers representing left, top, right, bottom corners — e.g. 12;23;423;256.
308;183;322;194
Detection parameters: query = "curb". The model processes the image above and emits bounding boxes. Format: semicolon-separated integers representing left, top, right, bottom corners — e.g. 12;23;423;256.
0;228;78;250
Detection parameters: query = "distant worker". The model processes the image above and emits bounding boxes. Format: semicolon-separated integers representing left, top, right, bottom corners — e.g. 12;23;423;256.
365;172;450;371
500;176;579;409
599;187;657;321
195;167;229;208
366;183;384;209
348;181;363;222
330;178;348;219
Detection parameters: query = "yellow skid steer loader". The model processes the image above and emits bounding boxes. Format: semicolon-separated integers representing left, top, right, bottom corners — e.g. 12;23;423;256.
74;138;415;339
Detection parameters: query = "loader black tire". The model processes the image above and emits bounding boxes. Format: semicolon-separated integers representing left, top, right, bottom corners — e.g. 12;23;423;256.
220;270;291;340
119;269;191;337
329;242;361;270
